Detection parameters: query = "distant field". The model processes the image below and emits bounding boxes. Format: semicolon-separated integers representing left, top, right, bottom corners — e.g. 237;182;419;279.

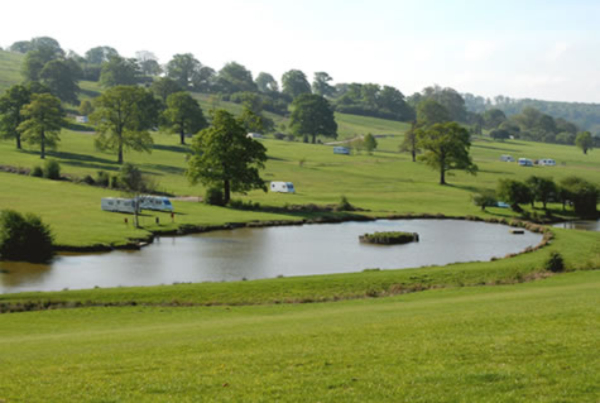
0;50;23;94
1;270;598;402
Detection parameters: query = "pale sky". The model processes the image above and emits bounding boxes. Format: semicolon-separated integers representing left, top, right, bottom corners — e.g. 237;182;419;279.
2;0;600;103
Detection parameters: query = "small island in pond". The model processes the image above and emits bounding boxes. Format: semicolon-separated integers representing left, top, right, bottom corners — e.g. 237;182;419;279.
359;231;420;245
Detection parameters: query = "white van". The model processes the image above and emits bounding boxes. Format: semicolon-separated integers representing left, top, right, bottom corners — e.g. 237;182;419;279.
101;198;137;213
139;196;174;212
518;158;533;167
500;155;514;162
538;159;556;166
270;182;295;193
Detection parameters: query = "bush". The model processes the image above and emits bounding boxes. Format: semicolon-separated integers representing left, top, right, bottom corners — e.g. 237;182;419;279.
0;209;54;263
472;190;497;211
30;165;43;177
43;160;61;180
359;231;419;245
545;251;565;273
337;195;353;211
96;170;110;187
205;187;225;206
109;175;119;189
82;175;95;185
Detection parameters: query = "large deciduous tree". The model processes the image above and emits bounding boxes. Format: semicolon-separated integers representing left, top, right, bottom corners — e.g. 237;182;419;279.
17;93;64;159
400;122;420;162
91;86;155;164
290;93;337;144
416;99;450;127
151;77;182;103
166;53;201;89
525;176;557;210
39;59;80;104
497;179;533;212
575;131;593;155
312;72;335;97
0;84;31;149
417;122;477;185
162;92;208;145
85;46;119;65
99;56;141;87
282;69;311;99
216;62;257;94
187;110;268;204
255;72;279;93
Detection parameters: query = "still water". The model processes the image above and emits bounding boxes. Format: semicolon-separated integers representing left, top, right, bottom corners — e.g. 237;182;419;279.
0;219;543;294
553;220;600;232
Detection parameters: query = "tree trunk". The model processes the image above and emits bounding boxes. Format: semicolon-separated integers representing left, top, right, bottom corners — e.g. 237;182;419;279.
223;179;231;205
118;143;123;164
133;197;140;228
303;135;308;143
311;134;316;144
40;130;45;159
180;129;186;145
411;149;416;162
16;134;21;150
439;167;445;185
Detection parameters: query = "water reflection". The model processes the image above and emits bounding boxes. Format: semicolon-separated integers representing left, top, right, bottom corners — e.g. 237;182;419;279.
553;220;600;232
0;219;543;294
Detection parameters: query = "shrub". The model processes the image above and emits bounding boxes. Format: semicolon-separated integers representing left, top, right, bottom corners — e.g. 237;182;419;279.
43;160;61;180
205;187;225;206
30;165;43;177
337;195;353;211
545;251;565;273
82;175;95;185
109;175;119;189
0;209;54;263
472;190;497;211
96;171;110;187
274;132;286;140
359;231;418;245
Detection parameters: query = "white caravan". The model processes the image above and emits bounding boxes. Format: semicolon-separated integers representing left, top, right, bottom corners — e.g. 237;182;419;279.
500;154;514;162
270;182;295;193
538;159;556;166
101;198;137;213
139;196;174;212
518;158;533;167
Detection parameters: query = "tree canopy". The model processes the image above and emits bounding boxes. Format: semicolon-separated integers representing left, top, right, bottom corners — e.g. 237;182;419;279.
312;72;335;97
39;59;80;104
162;92;208;145
282;70;311;100
255;72;279;93
417;122;477;185
166;53;201;89
91;86;156;164
497;179;533;212
187;110;268;204
216;62;257;94
100;56;141;87
575;131;593;155
416;99;450;127
290;93;338;143
0;84;31;149
151;77;182;103
17;93;65;159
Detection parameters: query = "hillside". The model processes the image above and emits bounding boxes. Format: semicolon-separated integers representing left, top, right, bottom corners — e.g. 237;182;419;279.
0;50;23;94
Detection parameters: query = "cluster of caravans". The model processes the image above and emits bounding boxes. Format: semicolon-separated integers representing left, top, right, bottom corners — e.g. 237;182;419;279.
500;155;556;167
101;196;174;213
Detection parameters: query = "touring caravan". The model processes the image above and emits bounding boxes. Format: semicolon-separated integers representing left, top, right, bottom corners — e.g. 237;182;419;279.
270;182;295;193
518;158;533;167
101;198;137;213
538;159;556;166
334;146;351;155
139;196;174;212
500;155;514;162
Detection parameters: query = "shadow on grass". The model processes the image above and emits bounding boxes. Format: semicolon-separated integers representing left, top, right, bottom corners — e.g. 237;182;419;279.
153;144;190;154
143;164;185;175
473;144;516;152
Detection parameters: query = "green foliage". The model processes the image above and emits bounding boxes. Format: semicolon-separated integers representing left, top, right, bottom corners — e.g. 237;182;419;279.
17;93;64;159
419;85;467;122
416;99;450;127
312;72;335;97
21;43;64;82
150;77;182;103
472;190;497;211
166;53;201;89
559;176;599;217
43;159;61;180
0;84;31;149
490;128;510;141
290;93;337;143
99;56;141;87
135;50;161;77
497;179;533;212
205;187;225;206
417;122;477;185
281;69;311;99
334;83;414;122
162;92;207;145
359;231;418;245
482;109;507;129
30;165;43;177
78;100;94;116
400;123;419;162
187;110;268;204
39;59;80;104
216;62;257;94
95;170;110;187
255;72;279;93
118;163;152;193
91;86;155;164
0;209;54;262
575;131;593;155
85;46;119;65
337;195;352;211
545;251;565;273
525;176;557;210
363;133;378;154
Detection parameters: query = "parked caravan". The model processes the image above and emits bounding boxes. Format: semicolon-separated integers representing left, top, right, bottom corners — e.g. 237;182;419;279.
270;182;295;193
101;198;137;213
500;154;514;162
538;158;556;166
334;146;350;155
247;132;263;139
518;158;533;167
139;196;174;212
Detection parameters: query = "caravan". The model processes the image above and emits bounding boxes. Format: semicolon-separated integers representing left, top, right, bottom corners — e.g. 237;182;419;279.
139;196;174;212
270;182;295;193
101;198;137;213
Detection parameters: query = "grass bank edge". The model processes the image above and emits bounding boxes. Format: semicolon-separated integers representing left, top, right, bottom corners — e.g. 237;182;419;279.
2;227;598;310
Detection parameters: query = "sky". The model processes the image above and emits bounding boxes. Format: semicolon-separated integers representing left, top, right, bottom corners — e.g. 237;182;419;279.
2;0;600;103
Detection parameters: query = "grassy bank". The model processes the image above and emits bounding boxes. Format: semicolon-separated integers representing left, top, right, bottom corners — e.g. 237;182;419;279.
0;270;598;402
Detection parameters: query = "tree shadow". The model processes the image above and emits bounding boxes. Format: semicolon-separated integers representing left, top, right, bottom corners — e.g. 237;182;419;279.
143;164;185;175
153;144;189;154
473;144;517;152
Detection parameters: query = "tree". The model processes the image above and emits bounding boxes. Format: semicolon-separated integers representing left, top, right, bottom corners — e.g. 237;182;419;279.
216;62;257;94
421;86;467;122
162;92;208;145
290;93;337;144
166;53;201;89
482;109;507;130
100;56;141;87
490;128;510;141
559;176;599;217
117;163;155;228
575;131;593;155
255;72;279;93
416;99;450;127
363;133;378;154
192;66;216;92
9;41;33;54
135;50;162;76
312;72;335;97
0;209;54;263
22;46;62;82
400;122;420;162
472;190;497;211
39;59;80;104
525;176;557;210
417;122;477;185
187;110;268;204
17;93;64;159
497;179;533;212
282;69;311;99
0;84;31;149
91;86;155;164
78;100;94;116
151;77;182;103
85;46;119;65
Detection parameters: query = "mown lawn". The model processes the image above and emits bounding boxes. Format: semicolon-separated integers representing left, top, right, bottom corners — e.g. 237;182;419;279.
0;270;598;402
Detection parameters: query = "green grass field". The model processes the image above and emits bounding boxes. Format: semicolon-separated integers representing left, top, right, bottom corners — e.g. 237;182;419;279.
1;270;598;402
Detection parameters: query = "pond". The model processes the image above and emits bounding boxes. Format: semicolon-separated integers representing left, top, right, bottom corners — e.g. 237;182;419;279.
553;220;600;232
0;219;543;294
